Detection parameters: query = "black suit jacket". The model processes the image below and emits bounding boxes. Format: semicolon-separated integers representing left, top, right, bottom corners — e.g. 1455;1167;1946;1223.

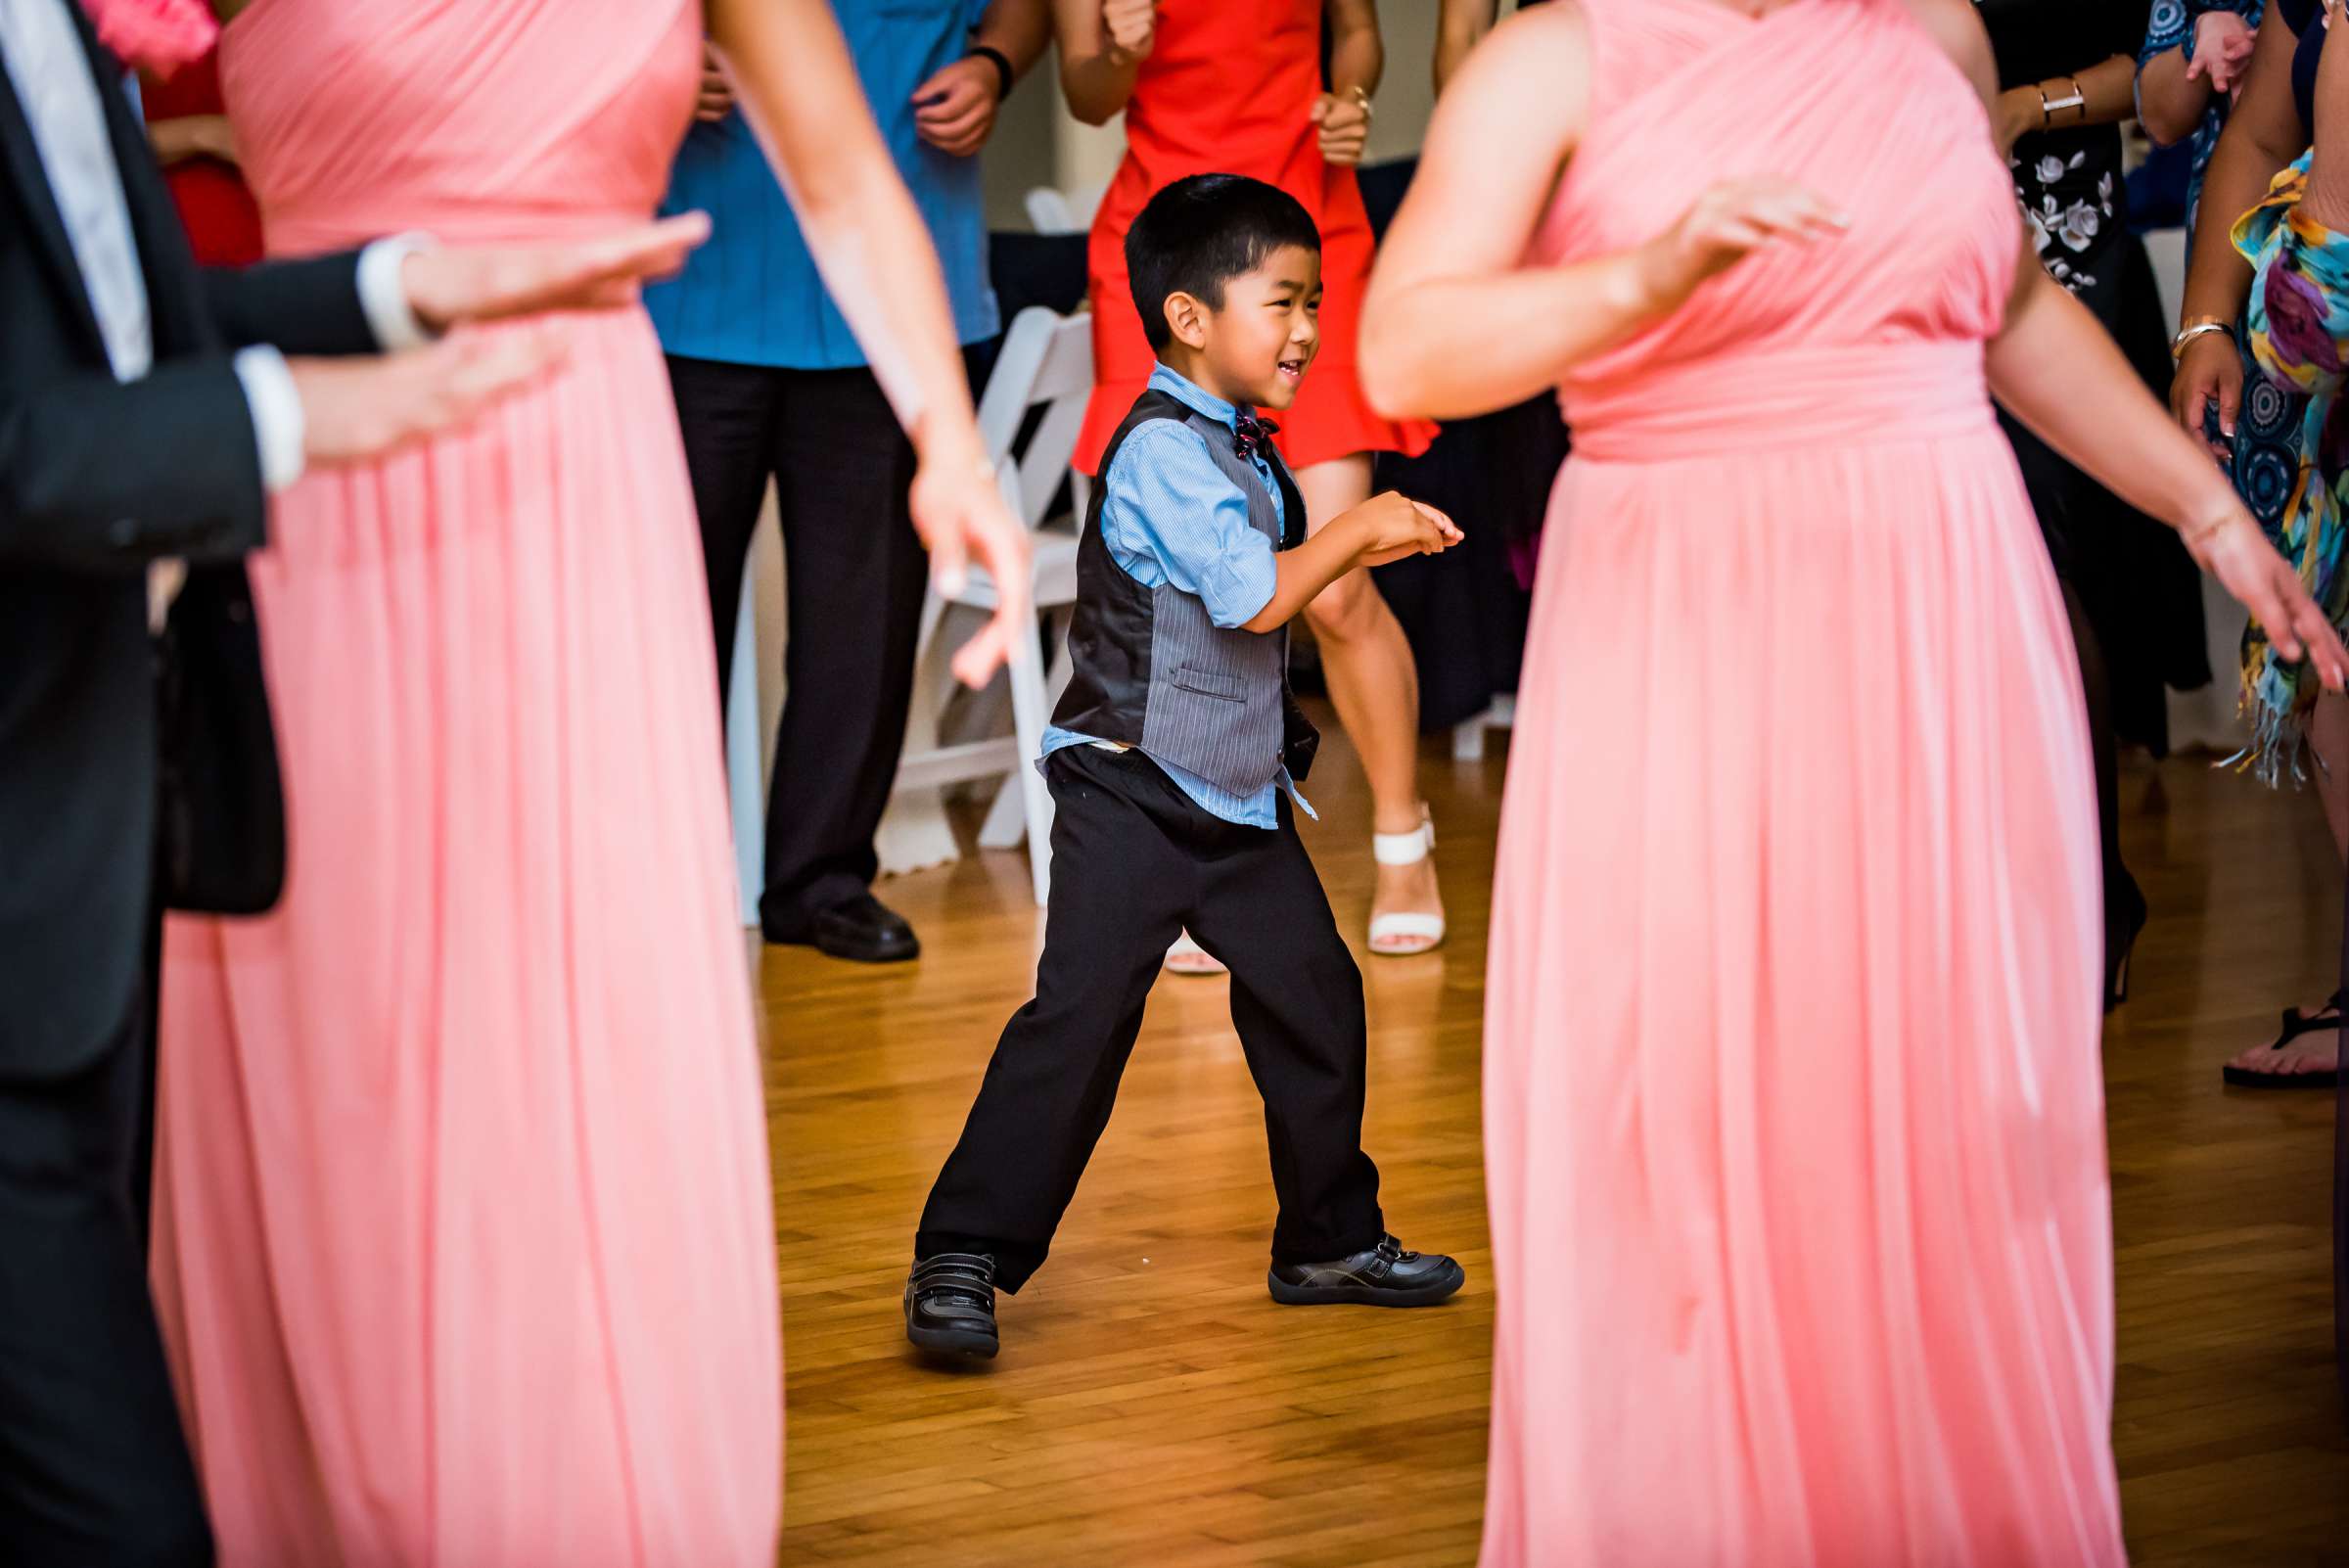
0;5;379;1081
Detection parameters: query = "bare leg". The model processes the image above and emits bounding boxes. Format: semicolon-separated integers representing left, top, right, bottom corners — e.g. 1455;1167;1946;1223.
2314;688;2349;863
2225;689;2349;1080
2217;119;2349;1065
2227;112;2349;1076
1293;455;1443;944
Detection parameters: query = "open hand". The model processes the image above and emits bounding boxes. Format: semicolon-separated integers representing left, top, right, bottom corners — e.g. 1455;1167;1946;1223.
2190;511;2349;691
1102;0;1155;63
1312;91;1372;168
289;324;573;467
399;213;712;332
1353;491;1462;567
2188;12;2257;95
908;439;1034;688
1639;176;1848;312
912;56;1001;159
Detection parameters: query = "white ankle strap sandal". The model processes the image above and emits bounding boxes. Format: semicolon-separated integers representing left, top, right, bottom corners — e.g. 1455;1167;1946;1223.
1164;929;1227;976
1367;808;1445;956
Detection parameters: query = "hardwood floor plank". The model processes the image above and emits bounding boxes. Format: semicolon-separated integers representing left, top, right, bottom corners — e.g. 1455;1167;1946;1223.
763;715;2346;1562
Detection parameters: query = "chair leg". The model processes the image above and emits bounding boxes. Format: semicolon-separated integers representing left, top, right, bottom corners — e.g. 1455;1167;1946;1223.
1018;745;1055;906
977;607;1070;853
1039;607;1077;710
976;760;1027;850
724;571;766;927
989;608;1057;904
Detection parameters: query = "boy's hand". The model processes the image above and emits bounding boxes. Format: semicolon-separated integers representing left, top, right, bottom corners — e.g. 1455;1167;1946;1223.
1350;491;1462;567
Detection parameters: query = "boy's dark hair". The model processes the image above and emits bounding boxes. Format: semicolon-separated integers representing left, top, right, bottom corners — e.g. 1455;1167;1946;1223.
1125;174;1321;353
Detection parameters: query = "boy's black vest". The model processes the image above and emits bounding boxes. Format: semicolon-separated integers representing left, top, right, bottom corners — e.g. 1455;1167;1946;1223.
1053;389;1320;795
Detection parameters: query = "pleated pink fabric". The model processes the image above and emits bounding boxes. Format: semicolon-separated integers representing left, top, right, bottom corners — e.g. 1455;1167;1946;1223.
1479;3;2125;1564
150;4;783;1563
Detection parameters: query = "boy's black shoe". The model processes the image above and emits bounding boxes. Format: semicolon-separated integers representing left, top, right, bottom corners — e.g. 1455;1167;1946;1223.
904;1253;999;1359
1267;1234;1465;1307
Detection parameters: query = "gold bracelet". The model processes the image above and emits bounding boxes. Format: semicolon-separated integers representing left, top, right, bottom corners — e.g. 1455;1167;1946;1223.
1345;83;1373;120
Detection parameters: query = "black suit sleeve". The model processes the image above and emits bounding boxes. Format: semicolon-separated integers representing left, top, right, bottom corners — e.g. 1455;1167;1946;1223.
70;0;384;360
0;358;265;572
201;254;382;357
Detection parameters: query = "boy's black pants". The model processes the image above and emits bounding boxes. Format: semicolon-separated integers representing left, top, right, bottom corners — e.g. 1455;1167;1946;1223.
916;744;1384;1291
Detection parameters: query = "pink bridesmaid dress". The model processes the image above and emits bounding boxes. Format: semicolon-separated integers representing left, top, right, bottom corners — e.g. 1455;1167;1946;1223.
149;3;782;1562
1480;2;2125;1563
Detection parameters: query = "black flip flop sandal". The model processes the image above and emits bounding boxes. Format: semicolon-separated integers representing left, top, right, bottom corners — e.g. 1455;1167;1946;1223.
2222;989;2345;1089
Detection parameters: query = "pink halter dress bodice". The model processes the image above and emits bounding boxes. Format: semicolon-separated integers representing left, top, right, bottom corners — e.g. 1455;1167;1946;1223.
219;0;700;254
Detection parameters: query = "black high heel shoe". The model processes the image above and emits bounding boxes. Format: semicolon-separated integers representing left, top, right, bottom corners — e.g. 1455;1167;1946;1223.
2104;879;2149;1013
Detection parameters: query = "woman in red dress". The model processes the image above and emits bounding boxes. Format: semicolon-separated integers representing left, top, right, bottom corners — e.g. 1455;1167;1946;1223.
1055;0;1446;965
141;42;261;268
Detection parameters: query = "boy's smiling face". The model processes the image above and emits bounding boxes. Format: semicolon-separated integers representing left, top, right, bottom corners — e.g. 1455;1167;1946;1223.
1170;245;1322;413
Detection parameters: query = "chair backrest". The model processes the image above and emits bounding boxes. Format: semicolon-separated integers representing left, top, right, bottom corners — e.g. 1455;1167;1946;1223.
974;306;1095;531
1024;183;1106;236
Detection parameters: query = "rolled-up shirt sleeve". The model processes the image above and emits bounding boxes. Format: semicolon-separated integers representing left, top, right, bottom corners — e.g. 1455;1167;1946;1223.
1097;421;1278;629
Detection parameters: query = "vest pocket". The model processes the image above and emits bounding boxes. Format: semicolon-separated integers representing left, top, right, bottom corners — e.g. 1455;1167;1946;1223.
1170;665;1246;703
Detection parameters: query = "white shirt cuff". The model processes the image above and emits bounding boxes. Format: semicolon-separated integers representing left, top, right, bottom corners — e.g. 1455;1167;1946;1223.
233;345;306;494
356;233;439;351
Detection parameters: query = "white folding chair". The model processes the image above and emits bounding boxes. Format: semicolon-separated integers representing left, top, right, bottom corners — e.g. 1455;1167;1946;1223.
889;306;1094;905
1024;182;1106;237
1452;695;1517;761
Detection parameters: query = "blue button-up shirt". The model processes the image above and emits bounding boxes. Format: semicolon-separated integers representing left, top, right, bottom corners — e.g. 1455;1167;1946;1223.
1041;365;1313;830
644;0;1000;369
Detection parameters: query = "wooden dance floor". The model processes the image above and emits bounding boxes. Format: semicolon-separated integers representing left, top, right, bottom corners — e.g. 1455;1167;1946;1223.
756;705;2348;1566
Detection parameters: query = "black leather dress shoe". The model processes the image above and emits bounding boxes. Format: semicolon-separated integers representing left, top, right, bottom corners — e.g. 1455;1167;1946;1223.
1267;1234;1465;1307
904;1253;999;1360
769;894;920;964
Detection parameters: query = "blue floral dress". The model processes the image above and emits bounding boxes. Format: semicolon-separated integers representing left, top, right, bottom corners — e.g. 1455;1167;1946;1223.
2233;158;2349;779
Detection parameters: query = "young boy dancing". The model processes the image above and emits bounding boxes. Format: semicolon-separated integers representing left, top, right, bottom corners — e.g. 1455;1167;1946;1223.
904;174;1466;1360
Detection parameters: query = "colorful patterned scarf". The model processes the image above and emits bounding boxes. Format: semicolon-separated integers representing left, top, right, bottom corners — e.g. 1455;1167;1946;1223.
2232;155;2349;783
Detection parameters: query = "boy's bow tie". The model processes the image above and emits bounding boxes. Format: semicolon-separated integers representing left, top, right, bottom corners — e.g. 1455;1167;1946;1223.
1232;413;1278;463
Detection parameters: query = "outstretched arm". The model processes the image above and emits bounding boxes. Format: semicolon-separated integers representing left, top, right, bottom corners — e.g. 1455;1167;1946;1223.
0;362;266;570
706;0;1031;687
2;330;569;573
1902;0;2349;686
1360;4;1843;422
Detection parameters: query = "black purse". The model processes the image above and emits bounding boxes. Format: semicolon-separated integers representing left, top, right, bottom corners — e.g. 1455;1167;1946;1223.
155;564;287;915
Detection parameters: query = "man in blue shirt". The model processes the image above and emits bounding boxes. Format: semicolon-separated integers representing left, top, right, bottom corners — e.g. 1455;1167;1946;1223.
648;0;1047;963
